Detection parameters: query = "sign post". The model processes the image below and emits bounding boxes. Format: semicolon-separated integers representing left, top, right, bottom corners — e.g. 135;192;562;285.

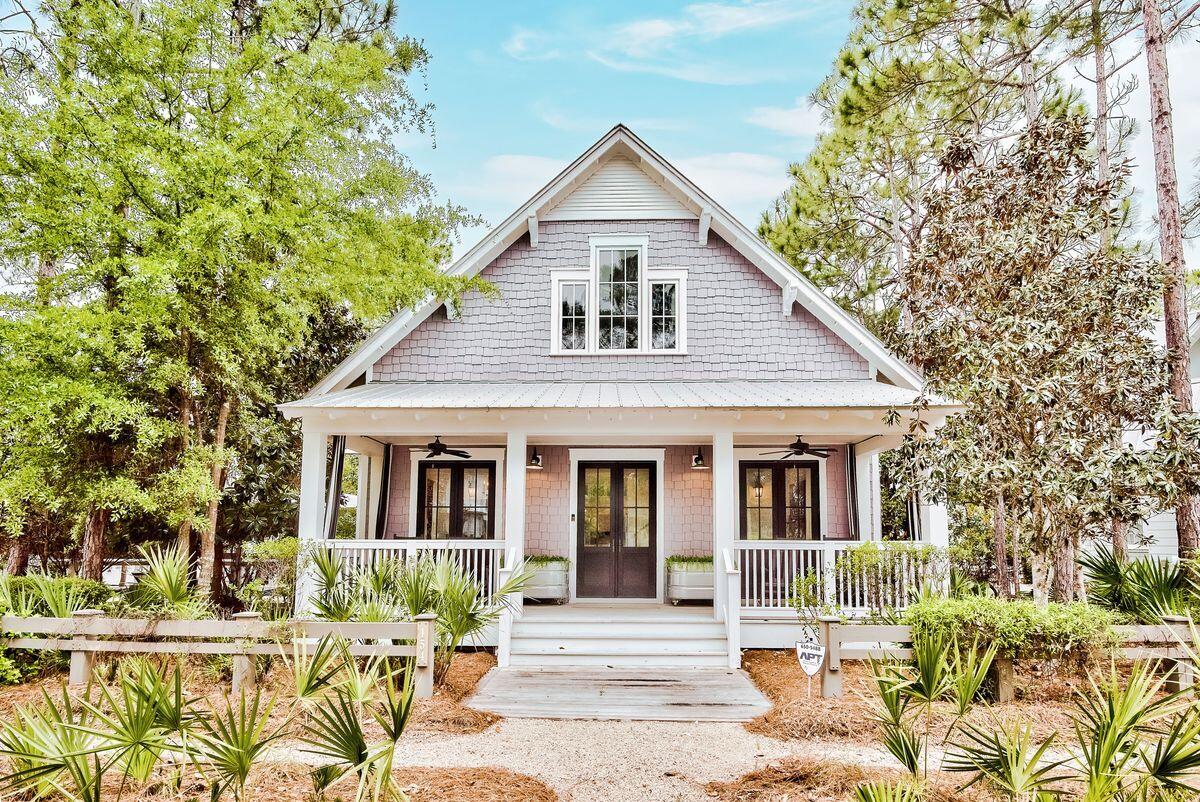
795;639;827;698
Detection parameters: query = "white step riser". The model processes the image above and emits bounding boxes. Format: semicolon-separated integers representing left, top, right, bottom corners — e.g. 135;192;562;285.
511;638;728;655
508;653;730;668
512;622;726;639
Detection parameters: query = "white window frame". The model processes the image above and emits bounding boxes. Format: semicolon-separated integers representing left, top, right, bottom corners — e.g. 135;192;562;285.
733;447;829;541
548;234;687;355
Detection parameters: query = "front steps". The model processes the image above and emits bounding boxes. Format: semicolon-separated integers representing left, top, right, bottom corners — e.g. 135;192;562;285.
508;604;730;668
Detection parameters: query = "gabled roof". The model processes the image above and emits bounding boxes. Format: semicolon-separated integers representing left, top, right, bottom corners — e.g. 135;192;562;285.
305;125;923;397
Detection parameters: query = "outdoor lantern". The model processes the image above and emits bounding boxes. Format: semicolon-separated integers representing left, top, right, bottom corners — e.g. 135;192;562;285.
691;446;708;470
527;447;543;470
751;471;764;502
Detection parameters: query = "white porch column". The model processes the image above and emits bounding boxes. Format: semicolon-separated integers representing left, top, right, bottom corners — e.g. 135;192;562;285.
295;426;328;610
918;500;950;550
854;451;879;540
499;431;527;668
712;431;736;622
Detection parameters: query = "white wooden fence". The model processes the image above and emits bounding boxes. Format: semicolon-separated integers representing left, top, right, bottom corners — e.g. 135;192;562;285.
736;540;936;614
0;610;437;697
323;539;507;598
817;618;1196;700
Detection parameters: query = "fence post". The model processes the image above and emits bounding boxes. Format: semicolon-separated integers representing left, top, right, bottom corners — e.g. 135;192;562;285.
992;656;1015;703
1163;615;1194;692
68;609;103;687
819;615;842;698
414;613;436;698
231;611;263;697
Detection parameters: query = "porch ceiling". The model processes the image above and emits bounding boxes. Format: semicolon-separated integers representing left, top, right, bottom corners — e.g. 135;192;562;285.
279;380;956;413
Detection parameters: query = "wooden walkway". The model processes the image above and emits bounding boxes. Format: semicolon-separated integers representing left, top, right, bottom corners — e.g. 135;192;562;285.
467;667;772;722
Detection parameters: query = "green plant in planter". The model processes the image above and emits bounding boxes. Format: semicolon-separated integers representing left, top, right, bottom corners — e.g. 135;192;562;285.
526;555;570;567
665;555;713;571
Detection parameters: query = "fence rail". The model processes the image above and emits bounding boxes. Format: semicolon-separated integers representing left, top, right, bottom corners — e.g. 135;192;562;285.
817;618;1196;700
0;610;436;698
735;540;935;614
322;539;506;598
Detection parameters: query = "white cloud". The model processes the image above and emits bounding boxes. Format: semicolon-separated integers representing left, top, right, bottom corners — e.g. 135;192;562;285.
503;1;827;85
675;151;791;223
745;97;825;138
457;154;566;207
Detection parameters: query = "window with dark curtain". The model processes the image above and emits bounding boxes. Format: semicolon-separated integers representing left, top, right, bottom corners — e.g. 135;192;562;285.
416;461;496;539
739;461;820;540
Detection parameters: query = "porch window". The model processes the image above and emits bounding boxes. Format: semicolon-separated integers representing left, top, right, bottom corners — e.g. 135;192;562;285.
560;281;588;350
416;461;496;539
739;461;820;540
649;281;678;350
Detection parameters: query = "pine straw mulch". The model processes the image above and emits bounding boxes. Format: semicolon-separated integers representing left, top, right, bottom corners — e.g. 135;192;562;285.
244;763;557;802
410;650;501;734
705;757;998;802
742;649;1096;745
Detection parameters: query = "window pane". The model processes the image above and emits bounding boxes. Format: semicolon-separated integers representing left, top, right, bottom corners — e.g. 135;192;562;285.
583;468;612;547
560;282;587;350
597;248;639;350
744;467;774;540
783;466;814;540
650;282;678;350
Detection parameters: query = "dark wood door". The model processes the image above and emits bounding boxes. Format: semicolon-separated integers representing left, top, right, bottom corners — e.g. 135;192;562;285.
577;462;657;598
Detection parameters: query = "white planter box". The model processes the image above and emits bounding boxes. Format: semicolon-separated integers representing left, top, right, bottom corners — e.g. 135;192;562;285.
524;563;569;603
666;566;714;603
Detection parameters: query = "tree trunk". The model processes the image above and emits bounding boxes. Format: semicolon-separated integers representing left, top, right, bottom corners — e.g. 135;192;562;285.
1143;0;1200;559
993;492;1012;599
5;537;30;575
1111;519;1128;561
176;391;193;555
197;399;232;595
1031;551;1050;607
1049;534;1076;603
80;505;109;581
1011;527;1022;596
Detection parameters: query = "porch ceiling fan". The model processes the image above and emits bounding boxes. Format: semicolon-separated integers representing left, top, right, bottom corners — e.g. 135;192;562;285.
424;436;472;459
759;436;833;460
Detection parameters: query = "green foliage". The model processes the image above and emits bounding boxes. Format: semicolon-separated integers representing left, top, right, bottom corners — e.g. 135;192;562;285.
0;574;113;616
835;542;945;618
0;0;476;578
120;544;210;619
853;782;924;802
944;722;1067;798
193;691;287;802
236;537;304;620
949;640;997;717
665;555;713;571
0;654;22;686
525;555;570;567
903;596;1118;660
1078;545;1195;622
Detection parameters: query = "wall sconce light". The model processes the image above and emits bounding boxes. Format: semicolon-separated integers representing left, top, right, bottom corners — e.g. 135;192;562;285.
527;447;544;470
691;446;709;470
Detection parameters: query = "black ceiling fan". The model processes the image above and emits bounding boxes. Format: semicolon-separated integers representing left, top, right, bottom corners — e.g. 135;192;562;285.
424;436;472;459
760;436;833;460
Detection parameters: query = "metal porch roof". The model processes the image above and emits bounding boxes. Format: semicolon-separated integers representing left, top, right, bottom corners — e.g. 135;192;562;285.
279;381;954;412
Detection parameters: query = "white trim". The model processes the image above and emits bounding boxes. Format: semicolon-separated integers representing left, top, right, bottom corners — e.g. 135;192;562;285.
298;125;923;399
566;447;666;603
697;209;711;244
405;447;507;539
527;214;538;248
734;446;830;540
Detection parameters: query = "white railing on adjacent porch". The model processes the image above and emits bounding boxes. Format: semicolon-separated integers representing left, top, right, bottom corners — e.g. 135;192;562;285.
323;539;507;599
736;540;935;615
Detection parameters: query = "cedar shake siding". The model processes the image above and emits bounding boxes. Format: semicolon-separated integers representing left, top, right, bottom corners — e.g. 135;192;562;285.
372;220;870;382
383;443;853;547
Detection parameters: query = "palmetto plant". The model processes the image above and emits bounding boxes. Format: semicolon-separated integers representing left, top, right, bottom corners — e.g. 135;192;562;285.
0;687;106;802
0;574;39;617
128;544;210;619
1078;546;1193;622
192;690;288;802
944;721;1067;799
950;639;997;718
28;573;91;617
853;781;925;802
284;633;345;704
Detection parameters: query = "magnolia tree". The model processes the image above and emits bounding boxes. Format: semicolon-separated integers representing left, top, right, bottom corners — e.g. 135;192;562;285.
900;117;1200;604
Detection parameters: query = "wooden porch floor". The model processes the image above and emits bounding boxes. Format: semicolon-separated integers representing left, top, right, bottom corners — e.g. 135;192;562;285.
466;667;771;722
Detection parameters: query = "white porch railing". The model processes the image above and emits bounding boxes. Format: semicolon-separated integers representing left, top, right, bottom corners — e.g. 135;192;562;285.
735;540;935;615
323;539;507;599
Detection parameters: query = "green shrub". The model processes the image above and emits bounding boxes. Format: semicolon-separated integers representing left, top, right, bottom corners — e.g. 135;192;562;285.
902;596;1119;661
0;575;113;614
0;652;22;685
526;555;570;567
665;555;712;571
237;537;303;619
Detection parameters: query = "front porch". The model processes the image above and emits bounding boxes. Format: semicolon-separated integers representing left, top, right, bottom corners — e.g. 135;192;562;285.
284;393;951;668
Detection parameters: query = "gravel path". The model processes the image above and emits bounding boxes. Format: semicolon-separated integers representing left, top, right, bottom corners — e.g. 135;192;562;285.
274;719;908;801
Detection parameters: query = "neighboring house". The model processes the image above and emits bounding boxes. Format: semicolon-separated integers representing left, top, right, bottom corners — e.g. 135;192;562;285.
280;126;959;668
1138;318;1200;560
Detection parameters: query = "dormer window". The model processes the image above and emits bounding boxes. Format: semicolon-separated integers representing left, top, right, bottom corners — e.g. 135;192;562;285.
551;234;686;355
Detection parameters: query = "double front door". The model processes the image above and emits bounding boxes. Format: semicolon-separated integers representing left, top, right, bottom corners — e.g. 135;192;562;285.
577;461;657;598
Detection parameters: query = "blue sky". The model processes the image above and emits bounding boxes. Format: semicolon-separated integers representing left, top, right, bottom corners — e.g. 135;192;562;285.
393;0;855;252
392;0;1200;264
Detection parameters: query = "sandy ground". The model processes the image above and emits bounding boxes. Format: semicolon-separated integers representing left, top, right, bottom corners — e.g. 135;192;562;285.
274;719;912;802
